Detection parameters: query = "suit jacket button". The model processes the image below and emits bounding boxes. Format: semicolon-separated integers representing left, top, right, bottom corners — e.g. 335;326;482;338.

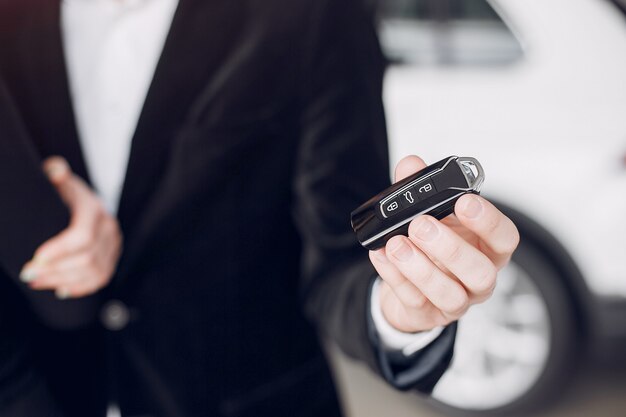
101;300;130;331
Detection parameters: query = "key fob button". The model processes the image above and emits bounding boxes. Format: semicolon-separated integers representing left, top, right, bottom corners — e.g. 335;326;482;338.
381;197;404;217
413;179;437;200
401;189;417;206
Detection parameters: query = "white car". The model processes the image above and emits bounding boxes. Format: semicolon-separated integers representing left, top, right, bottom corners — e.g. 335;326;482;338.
376;0;626;414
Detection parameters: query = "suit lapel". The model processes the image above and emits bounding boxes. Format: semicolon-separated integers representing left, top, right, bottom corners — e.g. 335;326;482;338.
13;1;91;183
7;0;244;276
116;0;241;239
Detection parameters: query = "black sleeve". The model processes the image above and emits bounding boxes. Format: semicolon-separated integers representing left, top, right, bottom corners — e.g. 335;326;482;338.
294;0;455;392
0;78;100;330
0;276;66;416
0;342;64;417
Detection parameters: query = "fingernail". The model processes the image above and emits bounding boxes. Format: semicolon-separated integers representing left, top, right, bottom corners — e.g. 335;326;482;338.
413;218;438;241
32;255;49;265
373;250;388;263
55;288;71;300
463;196;483;219
389;239;413;262
44;160;69;181
45;165;64;180
19;268;37;283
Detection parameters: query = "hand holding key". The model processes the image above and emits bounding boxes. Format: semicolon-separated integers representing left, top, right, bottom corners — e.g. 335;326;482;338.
367;156;519;332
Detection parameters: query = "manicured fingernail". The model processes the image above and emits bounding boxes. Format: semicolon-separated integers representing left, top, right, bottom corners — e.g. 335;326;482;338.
45;165;64;180
20;268;37;283
44;159;69;181
389;239;413;262
55;288;71;300
462;196;483;219
413;218;438;241
32;255;49;265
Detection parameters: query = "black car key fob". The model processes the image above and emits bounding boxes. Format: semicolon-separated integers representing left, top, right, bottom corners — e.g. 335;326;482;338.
351;156;484;250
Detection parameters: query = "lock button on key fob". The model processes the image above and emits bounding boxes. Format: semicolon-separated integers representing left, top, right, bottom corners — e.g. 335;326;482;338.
351;156;484;250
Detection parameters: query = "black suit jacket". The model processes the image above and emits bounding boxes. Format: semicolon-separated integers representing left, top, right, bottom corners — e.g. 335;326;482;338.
0;77;71;416
0;0;456;416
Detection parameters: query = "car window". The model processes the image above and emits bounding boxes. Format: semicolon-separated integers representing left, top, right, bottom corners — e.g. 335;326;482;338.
377;0;523;66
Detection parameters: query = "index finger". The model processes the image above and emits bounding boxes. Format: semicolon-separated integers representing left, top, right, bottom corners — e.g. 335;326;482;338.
31;180;103;263
455;194;520;268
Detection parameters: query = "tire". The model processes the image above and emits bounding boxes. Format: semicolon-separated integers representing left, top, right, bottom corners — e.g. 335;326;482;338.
427;235;581;416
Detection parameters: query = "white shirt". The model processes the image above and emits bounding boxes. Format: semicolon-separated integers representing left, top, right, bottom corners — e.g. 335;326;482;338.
60;0;441;356
62;0;178;213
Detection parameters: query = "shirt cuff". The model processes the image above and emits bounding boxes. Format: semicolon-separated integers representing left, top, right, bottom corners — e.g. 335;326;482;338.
370;277;445;357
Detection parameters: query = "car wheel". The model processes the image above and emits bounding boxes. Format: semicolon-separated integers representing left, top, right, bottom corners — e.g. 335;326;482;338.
428;233;580;416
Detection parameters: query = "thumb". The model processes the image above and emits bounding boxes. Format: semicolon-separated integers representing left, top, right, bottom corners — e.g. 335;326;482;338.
43;156;74;203
28;158;104;264
43;156;73;183
394;155;428;183
43;156;82;211
42;156;93;214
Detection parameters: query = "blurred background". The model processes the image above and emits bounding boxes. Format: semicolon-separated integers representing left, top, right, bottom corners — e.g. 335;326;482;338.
327;0;626;416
